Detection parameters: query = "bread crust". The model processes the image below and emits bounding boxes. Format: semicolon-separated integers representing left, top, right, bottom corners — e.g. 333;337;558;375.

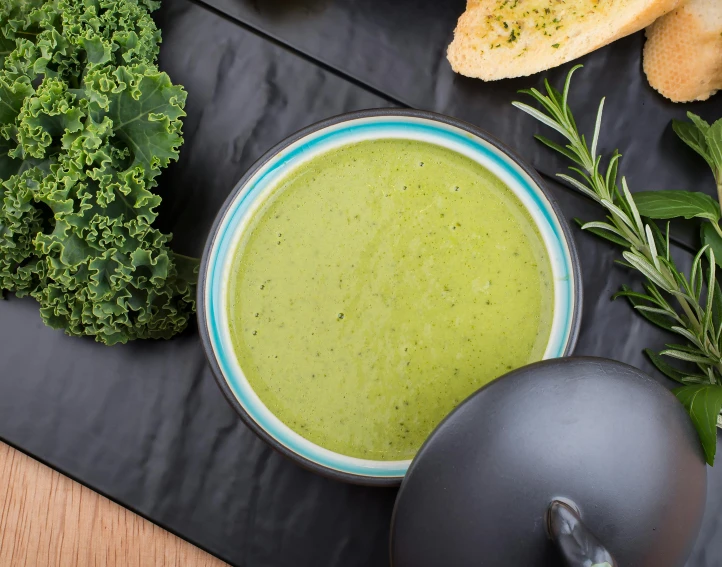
448;0;680;81
644;3;722;102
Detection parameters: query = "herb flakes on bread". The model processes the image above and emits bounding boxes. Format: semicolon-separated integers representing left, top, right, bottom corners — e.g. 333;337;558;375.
447;0;681;81
644;0;722;102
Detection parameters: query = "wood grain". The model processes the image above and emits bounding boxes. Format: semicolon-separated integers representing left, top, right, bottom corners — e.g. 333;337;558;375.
0;441;228;567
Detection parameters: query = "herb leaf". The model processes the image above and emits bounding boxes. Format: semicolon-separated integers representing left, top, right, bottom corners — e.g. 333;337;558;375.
673;116;714;171
674;113;722;190
708;119;722;176
644;349;706;384
674;384;722;465
614;286;676;331
713;279;722;329
574;218;629;247
633;191;720;222
701;223;722;268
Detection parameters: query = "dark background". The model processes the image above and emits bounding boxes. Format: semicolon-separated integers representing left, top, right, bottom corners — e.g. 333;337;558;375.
2;0;722;565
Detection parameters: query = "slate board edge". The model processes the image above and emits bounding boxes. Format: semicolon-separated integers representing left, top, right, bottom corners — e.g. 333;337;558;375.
187;0;410;108
0;436;234;565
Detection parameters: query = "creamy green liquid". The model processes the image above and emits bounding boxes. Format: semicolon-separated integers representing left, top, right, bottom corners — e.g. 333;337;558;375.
228;139;553;460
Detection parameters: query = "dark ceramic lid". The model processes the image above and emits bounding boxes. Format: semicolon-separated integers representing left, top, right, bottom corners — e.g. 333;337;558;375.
390;357;707;567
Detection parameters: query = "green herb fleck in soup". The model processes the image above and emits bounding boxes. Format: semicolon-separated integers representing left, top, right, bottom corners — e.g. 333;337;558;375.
227;139;553;460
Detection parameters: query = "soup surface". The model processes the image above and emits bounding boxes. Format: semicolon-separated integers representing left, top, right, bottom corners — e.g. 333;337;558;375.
227;138;553;460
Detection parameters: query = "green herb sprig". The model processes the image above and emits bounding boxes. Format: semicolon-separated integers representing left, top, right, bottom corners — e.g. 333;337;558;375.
513;65;722;464
673;116;722;205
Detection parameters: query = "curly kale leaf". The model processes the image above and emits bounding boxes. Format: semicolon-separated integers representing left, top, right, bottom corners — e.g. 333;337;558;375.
0;167;49;293
33;219;196;345
85;65;187;177
0;0;196;344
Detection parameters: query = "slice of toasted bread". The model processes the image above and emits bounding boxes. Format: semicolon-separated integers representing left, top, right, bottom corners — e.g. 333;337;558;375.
447;0;680;80
644;0;722;102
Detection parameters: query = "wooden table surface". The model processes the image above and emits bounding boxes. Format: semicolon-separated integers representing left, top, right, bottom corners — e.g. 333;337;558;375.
0;441;229;567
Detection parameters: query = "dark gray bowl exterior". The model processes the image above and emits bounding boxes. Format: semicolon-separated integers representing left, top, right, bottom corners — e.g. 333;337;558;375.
197;108;584;486
390;357;708;566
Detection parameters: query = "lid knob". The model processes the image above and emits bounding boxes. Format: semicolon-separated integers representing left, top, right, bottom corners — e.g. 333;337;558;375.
547;500;617;567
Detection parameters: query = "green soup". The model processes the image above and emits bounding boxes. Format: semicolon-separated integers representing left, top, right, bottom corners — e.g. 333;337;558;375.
227;139;553;460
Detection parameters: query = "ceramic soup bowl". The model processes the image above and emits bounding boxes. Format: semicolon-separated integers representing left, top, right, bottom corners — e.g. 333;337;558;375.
198;109;582;485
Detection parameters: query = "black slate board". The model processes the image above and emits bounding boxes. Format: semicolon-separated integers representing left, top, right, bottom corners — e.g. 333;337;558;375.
1;0;722;565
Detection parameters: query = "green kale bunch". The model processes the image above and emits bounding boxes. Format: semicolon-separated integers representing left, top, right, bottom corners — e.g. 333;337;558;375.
0;0;198;345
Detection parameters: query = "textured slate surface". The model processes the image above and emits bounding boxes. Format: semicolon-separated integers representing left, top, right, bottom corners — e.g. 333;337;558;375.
195;0;722;198
1;0;721;566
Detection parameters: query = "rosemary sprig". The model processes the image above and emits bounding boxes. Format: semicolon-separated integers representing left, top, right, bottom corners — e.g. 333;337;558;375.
513;65;722;464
